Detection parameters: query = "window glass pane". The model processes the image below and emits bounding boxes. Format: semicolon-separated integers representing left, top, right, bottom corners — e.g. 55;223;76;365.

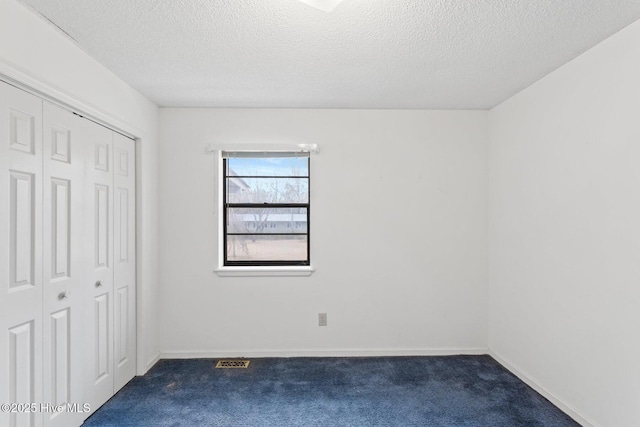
223;153;311;266
226;177;308;204
227;157;308;177
226;235;308;262
227;208;307;234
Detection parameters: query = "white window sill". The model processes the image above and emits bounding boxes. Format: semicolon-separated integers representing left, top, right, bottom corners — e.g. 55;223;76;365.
214;266;315;277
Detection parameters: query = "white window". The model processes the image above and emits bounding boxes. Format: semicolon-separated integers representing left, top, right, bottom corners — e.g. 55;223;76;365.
222;151;310;267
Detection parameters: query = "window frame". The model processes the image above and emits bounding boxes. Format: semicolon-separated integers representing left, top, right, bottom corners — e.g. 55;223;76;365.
221;152;311;268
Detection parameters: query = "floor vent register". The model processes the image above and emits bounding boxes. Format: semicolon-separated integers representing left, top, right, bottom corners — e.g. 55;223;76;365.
215;360;251;369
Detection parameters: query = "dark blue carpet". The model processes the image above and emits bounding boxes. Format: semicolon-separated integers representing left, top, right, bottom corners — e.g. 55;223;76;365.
82;356;579;426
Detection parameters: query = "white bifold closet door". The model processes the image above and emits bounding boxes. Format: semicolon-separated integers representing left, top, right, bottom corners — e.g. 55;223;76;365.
0;81;45;427
83;116;115;413
42;102;86;427
83;115;137;416
112;132;136;392
0;80;136;427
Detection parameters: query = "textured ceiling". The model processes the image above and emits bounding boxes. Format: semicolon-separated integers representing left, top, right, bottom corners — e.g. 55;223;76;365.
17;0;640;109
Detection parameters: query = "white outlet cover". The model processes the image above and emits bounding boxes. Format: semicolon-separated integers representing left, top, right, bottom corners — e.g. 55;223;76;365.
318;313;328;326
296;0;345;12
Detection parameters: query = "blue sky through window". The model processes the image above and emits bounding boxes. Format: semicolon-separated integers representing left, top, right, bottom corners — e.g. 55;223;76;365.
228;157;308;177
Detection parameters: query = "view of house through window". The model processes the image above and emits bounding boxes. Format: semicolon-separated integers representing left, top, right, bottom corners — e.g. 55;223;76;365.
223;151;310;266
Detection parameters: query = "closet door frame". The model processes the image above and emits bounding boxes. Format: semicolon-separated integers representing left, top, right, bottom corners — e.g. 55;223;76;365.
0;65;145;377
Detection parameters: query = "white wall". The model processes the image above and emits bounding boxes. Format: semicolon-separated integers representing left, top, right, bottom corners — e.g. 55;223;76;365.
489;19;640;427
0;0;160;372
158;109;488;356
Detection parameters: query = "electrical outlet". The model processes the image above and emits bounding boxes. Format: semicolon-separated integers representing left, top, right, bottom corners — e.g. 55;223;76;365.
318;313;327;327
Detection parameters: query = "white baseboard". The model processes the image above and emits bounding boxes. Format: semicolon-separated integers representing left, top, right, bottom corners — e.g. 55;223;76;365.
489;350;596;427
160;347;488;359
144;352;161;373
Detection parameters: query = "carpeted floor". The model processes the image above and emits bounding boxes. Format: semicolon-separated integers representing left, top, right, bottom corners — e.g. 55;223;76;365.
82;355;579;426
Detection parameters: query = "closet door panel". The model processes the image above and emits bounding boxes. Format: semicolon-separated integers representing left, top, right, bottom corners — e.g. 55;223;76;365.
0;81;138;426
42;102;86;427
83;120;114;415
0;82;44;427
113;134;136;391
